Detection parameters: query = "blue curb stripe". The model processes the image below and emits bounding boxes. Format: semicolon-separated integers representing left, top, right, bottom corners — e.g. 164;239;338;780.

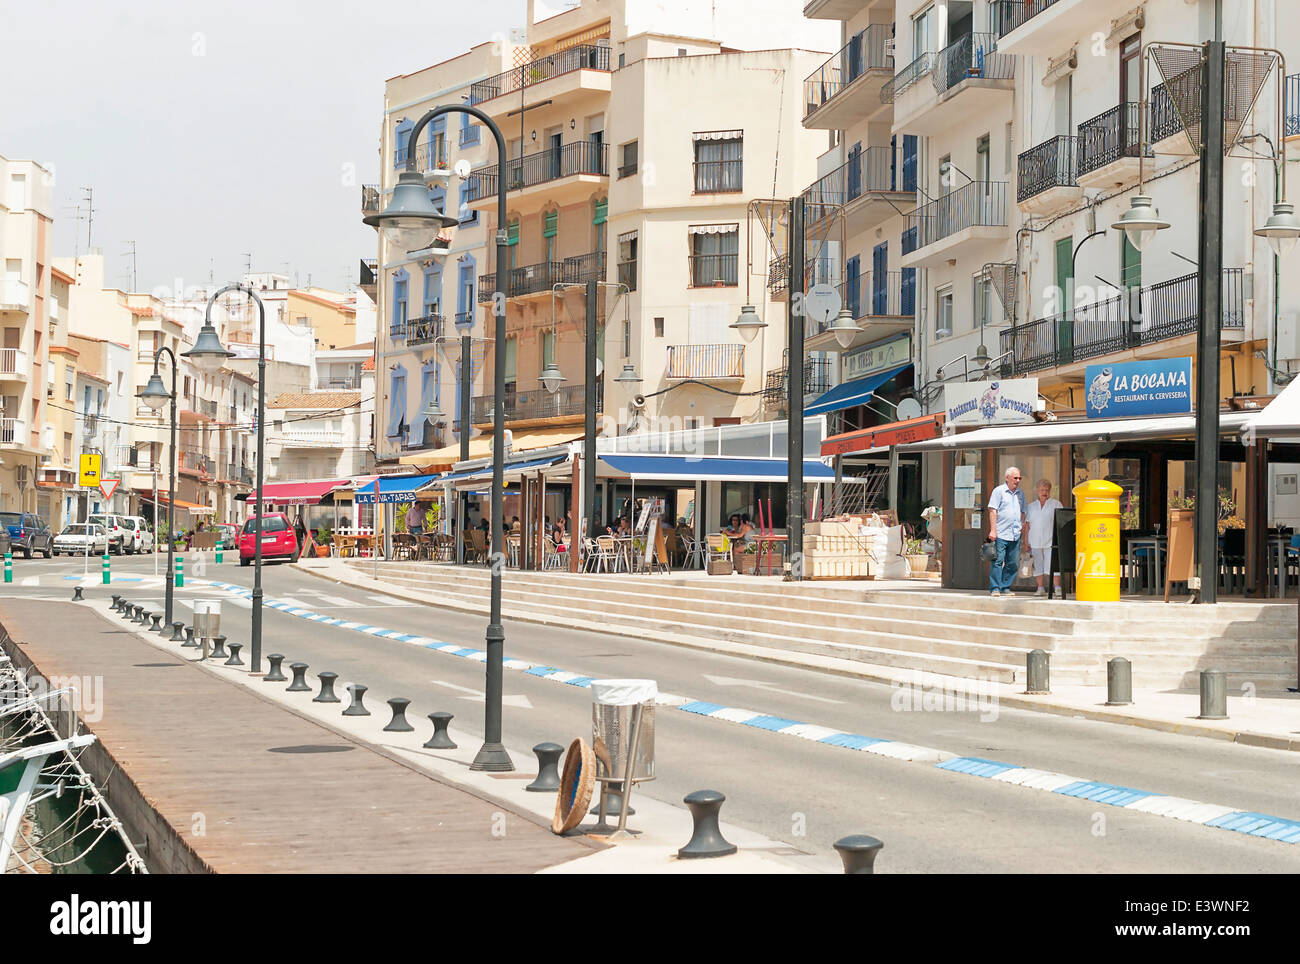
1053;781;1155;807
937;756;1017;778
818;733;885;749
742;714;801;732
453;647;480;657
564;676;594;687
525;666;560;677
679;701;725;716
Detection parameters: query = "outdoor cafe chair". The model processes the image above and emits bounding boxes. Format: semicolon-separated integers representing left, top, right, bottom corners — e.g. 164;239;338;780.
705;534;730;568
681;531;706;570
593;536;619;573
544;535;567;570
581;538;601;572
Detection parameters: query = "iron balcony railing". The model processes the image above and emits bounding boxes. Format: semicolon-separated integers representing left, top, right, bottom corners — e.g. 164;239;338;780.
468;43;611;104
1077;102;1144;176
407;314;445;347
413;141;449;172
991;0;1063;38
764;355;833;412
180;450;214;476
1017;135;1079;202
478;261;567;301
359;258;377;287
802;146;910;215
903;181;1008;253
1149;82;1186;143
198;399;218;419
390;318;410;339
932;32;1014;96
465;141;607;201
998;269;1244;376
688;253;739;287
564;251;606;285
1287;73;1300;137
361;184;380;215
693;158;743;194
803;23;894;120
884;51;933;104
665;344;745;379
470;380;603;424
617;259;637;291
454;310;474;329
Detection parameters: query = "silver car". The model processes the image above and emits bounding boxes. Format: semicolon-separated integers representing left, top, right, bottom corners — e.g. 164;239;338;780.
53;523;110;556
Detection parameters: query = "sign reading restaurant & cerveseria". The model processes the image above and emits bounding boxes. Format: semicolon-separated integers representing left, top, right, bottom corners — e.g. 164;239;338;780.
943;378;1038;427
1084;358;1193;418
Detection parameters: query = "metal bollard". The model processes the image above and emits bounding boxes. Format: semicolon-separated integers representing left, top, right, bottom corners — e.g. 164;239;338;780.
286;662;311;692
833;834;884;874
1025;649;1050;694
678;790;737;859
116;598;129;615
1106;657;1133;706
102;552;110;585
224;642;244;667
525;742;564;792
342;684;370;717
1198;668;1228;720
110;594;121;612
130;605;142;623
170;621;186;642
383;697;414;732
209;635;228;660
313;671;340;703
174;555;183;588
423;711;457;749
3;551;11;583
264;654;287;682
137;609;151;627
72;586;85;601
183;626;198;648
149;614;163;633
591;783;636;817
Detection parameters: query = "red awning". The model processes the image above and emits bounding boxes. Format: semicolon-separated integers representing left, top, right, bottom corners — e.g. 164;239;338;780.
235;479;350;505
821;414;944;457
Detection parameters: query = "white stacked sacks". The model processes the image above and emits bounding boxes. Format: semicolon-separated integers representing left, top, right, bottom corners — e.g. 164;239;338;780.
803;517;875;579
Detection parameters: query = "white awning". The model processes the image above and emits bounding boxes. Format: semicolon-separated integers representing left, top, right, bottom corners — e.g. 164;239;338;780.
899;412;1254;452
1239;377;1300;439
692;130;743;141
688;223;739;235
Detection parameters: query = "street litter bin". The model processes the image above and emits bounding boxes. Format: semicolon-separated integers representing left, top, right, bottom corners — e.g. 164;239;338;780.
192;600;222;659
591;678;656;782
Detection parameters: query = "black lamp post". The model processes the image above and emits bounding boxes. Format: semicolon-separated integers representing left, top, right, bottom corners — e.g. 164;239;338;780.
137;349;179;629
368;103;513;772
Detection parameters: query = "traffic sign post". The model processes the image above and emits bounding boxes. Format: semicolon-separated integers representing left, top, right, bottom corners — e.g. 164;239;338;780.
99;478;119;503
78;454;102;489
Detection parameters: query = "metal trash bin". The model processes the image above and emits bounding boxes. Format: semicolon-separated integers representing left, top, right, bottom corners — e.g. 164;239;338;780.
591;678;656;781
192;600;221;659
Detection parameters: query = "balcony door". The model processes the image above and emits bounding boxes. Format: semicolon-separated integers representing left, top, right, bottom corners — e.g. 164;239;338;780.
871;243;888;316
847;142;862;200
845;255;860;319
1055;237;1074;362
1120;34;1141;154
547;129;563;180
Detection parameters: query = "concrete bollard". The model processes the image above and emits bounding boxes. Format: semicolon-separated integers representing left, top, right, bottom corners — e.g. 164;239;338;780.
102;553;110;585
423;711;457;749
383;697;414;732
525;742;564;792
183;626;198;648
170;621;186;642
224;642;244;667
209;635;228;660
149;613;163;632
313;671;340;703
110;594;121;611
342;684;370;717
678;790;737;859
286;662;311;692
1198;668;1228;720
1025;649;1050;694
73;586;85;601
264;654;287;682
833;834;884;874
1106;657;1133;706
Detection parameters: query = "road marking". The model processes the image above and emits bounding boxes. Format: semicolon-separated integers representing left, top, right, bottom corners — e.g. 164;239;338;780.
368;594;414;606
702;673;845;705
295;590;358;608
19;577;38;586
197;578;1300;846
429;679;533;709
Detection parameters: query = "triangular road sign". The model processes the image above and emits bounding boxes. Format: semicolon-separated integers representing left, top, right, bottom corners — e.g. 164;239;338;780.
99;478;119;501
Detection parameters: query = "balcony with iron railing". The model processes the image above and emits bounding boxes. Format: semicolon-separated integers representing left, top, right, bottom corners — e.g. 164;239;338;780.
999;269;1245;376
565;251;606;285
893;33;1014;134
1149;82;1187;146
992;0;1133;55
1017;134;1082;212
470;380;602;426
361;184;380;217
687;253;739;288
1076;102;1147;185
406;314;445;348
478;261;568;302
665;344;745;380
763;354;833;416
277;428;346;448
1288;74;1300;137
359;258;378;293
179;450;215;476
882;51;933;106
693;158;743;195
465;141;608;205
468;43;612;110
802;146;916;235
0;348;30;380
810;271;915;351
901;181;1009;267
802;23;894;129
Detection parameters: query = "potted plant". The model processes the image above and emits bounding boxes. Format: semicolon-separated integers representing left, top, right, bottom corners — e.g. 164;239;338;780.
1168;491;1195;525
901;532;929;576
737;542;759;574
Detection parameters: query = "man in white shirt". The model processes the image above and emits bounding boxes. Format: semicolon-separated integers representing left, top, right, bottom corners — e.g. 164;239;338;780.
1026;479;1063;596
986;466;1027;596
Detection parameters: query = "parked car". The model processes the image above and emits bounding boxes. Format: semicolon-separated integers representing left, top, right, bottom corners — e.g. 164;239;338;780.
214;522;240;549
88;514;128;554
238;513;299;566
53;523;110;556
0;512;52;559
0;527;10;557
120;516;153;553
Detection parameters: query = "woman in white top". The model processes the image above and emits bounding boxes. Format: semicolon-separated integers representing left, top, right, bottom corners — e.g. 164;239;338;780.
1026;480;1064;596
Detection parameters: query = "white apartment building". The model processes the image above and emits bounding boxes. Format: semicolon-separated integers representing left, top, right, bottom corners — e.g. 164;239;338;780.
264;389;371;482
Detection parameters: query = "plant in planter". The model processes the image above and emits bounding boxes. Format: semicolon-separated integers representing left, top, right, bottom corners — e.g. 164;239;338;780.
737;541;759;573
901;529;929;576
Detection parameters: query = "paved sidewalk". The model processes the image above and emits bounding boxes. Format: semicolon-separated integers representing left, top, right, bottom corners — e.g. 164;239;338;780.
298;557;1300;751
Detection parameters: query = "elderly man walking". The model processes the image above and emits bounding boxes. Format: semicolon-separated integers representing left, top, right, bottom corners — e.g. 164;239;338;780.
987;466;1027;597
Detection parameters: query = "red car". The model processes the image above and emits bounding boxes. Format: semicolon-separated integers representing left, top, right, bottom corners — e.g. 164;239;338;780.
239;513;299;566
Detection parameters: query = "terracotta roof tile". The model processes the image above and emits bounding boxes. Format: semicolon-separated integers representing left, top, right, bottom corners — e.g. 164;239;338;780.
267;390;362;410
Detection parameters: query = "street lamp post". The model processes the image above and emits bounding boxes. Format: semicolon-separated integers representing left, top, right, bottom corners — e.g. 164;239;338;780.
137;349;179;629
368;103;513;771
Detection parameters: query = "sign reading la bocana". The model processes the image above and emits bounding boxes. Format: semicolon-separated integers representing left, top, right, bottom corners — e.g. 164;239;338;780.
943;378;1038;427
1084;357;1193;418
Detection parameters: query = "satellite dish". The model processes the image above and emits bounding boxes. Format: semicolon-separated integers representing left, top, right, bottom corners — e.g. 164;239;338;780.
804;283;842;325
896;397;923;421
454;158;472;179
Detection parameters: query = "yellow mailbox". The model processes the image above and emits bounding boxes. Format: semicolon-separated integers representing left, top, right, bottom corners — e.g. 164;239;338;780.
1072;479;1123;602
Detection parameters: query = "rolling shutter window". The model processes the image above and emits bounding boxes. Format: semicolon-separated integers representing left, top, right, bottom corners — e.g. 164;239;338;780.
543;210;558;238
593;199;607;224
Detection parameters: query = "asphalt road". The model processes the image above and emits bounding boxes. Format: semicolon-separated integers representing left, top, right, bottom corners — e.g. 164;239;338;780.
9;552;1300;872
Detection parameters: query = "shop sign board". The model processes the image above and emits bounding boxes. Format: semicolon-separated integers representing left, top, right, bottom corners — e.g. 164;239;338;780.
1084;358;1193;418
943;378;1038;427
843;334;911;381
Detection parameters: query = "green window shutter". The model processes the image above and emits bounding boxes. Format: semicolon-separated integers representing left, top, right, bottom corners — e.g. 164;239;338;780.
1054;237;1073;307
1121;235;1141;289
543;211;558;238
505;337;517;382
507;219;520;246
593;199;607;225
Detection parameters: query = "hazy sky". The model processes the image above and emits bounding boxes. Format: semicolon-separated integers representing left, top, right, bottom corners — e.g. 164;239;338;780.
1;0;524;296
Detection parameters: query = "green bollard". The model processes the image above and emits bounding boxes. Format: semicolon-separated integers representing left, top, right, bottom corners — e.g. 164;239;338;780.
174;554;184;588
215;538;223;565
3;552;10;584
102;552;111;585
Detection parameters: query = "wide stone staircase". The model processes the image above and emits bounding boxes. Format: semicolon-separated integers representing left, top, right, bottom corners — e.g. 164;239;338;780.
335;562;1298;692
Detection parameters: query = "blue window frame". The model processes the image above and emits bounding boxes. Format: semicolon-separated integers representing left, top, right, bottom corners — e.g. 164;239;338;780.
429;116;447;169
458;182;477;225
459;111;480;147
422;263;442;316
456;255;476;323
429;185;446;216
386;366;407;438
392;268;409;338
395;118;413;169
847;142;862;201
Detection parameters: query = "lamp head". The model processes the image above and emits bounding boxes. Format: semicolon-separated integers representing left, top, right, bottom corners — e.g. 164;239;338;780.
1111;195;1169;252
539;361;566;394
613;363;643;385
137;370;170;412
827;307;859;349
182;324;235;374
1256;201;1300;258
364;171;459;252
730;304;766;344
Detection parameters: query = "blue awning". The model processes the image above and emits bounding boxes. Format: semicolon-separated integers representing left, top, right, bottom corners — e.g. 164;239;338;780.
354;474;440;504
803;363;912;417
440;455;565;485
599;454;838;483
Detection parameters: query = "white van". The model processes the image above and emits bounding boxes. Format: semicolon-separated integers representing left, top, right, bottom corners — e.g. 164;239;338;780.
121;516;153;553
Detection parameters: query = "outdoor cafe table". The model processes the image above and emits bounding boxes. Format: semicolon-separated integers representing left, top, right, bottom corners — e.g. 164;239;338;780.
1125;534;1166;595
1269;533;1289;598
334;533;375;558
